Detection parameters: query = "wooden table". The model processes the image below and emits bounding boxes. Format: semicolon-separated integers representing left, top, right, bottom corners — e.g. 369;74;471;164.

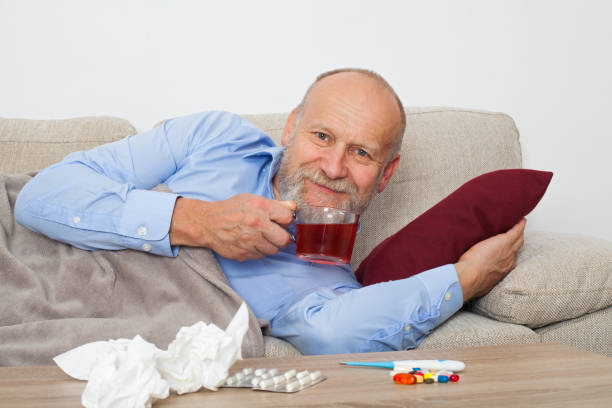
2;343;612;407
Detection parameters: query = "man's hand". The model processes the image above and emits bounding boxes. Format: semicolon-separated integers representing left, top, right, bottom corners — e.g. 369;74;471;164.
169;194;296;261
454;218;527;302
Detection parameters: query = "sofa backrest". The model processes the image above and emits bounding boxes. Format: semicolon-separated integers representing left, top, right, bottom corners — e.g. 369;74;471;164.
1;108;522;270
244;108;522;269
0;116;137;174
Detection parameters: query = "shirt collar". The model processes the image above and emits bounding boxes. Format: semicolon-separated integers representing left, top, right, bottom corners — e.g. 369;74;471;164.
243;145;285;197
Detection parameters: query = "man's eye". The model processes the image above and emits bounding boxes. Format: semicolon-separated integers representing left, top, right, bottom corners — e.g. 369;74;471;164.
316;132;328;141
355;148;369;158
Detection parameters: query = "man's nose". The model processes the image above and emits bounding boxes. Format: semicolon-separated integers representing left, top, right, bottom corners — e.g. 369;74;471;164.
320;146;348;179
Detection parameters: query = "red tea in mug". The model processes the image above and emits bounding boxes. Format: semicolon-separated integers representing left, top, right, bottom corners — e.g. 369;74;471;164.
296;222;358;265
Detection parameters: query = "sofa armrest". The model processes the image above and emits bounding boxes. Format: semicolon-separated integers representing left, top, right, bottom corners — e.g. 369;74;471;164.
469;231;612;328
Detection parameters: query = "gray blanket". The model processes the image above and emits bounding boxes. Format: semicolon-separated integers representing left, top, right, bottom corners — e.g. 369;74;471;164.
0;173;264;366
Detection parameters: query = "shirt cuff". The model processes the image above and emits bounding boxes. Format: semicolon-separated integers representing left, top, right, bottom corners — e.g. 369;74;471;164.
415;263;464;327
118;189;180;257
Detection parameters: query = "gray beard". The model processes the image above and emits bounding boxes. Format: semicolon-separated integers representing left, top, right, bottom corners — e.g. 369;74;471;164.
276;149;377;214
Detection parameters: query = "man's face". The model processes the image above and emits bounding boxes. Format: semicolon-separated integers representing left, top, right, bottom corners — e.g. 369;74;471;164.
275;73;401;214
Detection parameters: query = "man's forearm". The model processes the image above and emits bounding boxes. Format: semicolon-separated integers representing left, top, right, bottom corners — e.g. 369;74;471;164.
15;159;180;257
169;197;210;247
454;261;478;302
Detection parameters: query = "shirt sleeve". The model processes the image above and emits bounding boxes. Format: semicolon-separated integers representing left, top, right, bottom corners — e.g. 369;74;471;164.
269;264;463;354
14;111;246;257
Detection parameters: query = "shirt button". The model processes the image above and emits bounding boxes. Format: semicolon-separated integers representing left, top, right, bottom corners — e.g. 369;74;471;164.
142;244;152;252
73;216;81;224
444;292;452;301
404;325;411;332
137;226;147;236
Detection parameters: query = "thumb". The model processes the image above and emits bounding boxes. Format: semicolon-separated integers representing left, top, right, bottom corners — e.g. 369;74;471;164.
509;218;527;235
279;200;297;211
269;200;297;227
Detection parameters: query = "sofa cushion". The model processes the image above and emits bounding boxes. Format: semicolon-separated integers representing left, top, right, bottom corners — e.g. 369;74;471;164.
0;116;137;174
243;108;523;270
417;311;539;350
355;169;552;286
470;231;612;328
263;335;302;357
536;306;612;357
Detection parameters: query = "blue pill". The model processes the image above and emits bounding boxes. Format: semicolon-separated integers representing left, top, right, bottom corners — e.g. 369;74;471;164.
438;375;449;383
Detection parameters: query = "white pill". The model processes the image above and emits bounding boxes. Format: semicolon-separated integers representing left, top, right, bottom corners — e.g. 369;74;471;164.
286;381;301;392
268;368;280;376
309;371;322;381
273;375;286;385
260;378;275;388
236;372;245;380
284;369;297;379
260;373;271;380
242;367;254;375
251;377;260;386
296;370;309;379
298;376;311;386
255;368;266;376
225;376;236;385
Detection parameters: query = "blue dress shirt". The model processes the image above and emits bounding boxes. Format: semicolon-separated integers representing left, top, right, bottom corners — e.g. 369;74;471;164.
15;111;463;355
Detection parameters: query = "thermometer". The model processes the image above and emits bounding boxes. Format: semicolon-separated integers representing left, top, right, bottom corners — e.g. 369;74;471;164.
341;359;465;372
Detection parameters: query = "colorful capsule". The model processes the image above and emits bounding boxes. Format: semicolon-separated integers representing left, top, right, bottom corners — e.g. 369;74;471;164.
438;375;449;383
449;374;460;382
424;378;434;384
393;373;416;385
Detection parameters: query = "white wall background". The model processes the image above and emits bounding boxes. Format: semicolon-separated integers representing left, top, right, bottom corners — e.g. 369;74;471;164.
1;0;611;241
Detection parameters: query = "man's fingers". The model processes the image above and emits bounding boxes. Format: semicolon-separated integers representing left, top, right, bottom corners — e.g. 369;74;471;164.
279;200;297;211
254;239;280;256
508;218;526;249
262;222;292;248
508;218;527;237
512;234;525;253
269;200;297;227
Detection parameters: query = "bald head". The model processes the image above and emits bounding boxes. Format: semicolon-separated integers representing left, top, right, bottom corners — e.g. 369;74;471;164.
296;68;406;160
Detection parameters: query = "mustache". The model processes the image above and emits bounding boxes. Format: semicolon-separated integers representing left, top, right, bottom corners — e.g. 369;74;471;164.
296;165;358;195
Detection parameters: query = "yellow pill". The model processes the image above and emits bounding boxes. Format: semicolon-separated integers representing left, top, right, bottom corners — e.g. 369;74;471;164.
415;375;424;383
424;373;433;379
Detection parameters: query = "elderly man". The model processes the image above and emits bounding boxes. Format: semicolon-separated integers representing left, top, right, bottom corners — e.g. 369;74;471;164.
15;68;524;354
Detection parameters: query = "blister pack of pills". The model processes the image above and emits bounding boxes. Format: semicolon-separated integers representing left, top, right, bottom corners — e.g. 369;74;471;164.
222;367;327;393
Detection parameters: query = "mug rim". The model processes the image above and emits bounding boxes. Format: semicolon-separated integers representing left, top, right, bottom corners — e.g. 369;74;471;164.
295;204;357;214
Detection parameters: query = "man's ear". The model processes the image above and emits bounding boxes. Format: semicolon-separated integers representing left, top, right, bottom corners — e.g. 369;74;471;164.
377;155;400;193
281;108;299;146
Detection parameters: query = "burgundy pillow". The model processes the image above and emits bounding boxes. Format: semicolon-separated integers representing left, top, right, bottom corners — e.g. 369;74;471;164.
355;169;553;286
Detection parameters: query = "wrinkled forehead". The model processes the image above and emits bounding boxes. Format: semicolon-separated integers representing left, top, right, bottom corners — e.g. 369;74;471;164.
300;73;402;149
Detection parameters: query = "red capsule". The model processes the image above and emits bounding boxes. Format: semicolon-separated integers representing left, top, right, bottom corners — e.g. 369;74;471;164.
449;374;459;382
393;373;416;385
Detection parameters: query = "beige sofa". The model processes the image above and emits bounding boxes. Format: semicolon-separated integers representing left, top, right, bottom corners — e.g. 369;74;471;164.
2;108;612;357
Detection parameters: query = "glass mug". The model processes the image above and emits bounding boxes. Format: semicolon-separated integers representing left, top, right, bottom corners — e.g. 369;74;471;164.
294;205;359;265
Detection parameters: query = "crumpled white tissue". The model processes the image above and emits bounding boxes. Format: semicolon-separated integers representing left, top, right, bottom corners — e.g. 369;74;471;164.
53;302;249;408
157;301;249;393
81;336;169;408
